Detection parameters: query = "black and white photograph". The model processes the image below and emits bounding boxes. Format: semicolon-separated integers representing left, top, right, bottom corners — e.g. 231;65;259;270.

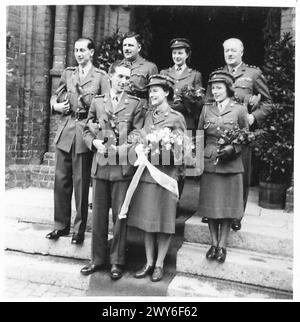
1;0;298;303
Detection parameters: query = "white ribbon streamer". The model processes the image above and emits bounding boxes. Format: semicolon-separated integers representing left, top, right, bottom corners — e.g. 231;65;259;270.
118;145;179;219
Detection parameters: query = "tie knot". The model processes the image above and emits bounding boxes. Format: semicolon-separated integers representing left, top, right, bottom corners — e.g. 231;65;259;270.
177;66;182;72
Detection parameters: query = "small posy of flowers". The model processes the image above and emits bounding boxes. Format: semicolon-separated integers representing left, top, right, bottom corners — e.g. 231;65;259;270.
180;85;205;102
215;126;257;165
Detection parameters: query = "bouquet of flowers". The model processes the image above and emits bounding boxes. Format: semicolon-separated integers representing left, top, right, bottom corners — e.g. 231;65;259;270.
180;84;205;103
130;126;195;166
215;126;258;165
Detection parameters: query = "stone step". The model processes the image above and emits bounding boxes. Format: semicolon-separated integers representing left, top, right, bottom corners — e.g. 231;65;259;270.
5;250;90;291
176;242;293;292
5;187;93;230
4;187;189;248
184;215;293;258
5;214;185;264
5;220;97;260
5;245;177;297
167;273;292;299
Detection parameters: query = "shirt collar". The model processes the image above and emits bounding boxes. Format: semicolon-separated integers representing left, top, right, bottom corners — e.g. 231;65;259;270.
229;61;243;73
175;63;187;72
218;97;230;110
79;61;92;75
110;89;124;101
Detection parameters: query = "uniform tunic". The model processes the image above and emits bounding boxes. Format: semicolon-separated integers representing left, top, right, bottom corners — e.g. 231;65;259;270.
206;63;273;209
121;56;158;98
51;65;109;235
128;107;186;234
83;92;144;265
160;66;203;129
197;99;248;219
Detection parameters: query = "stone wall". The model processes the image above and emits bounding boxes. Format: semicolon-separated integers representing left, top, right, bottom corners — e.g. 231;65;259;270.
6;6;54;166
280;7;295;40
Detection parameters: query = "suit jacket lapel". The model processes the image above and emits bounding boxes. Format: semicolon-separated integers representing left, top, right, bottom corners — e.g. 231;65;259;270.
233;63;246;79
114;92;129;114
80;65;94;86
72;67;80;88
220;99;234;116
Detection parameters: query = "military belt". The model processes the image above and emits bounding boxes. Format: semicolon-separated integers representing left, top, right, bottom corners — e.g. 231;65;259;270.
67;110;88;120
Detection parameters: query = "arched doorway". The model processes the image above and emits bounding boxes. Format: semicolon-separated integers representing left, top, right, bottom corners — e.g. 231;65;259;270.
131;6;280;86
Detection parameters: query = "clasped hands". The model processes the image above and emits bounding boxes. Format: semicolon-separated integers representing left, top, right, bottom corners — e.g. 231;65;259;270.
217;145;235;162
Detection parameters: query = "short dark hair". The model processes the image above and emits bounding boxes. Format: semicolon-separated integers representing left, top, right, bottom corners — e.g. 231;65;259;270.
75;37;95;50
108;60;131;75
123;32;143;47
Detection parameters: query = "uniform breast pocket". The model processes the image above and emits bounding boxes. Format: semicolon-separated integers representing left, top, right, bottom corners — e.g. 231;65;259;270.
223;119;238;129
204;119;215;129
234;80;253;97
117;116;132;131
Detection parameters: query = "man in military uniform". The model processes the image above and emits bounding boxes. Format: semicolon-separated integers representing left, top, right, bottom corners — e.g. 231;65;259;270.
46;37;110;244
121;32;158;103
80;61;144;280
207;38;273;231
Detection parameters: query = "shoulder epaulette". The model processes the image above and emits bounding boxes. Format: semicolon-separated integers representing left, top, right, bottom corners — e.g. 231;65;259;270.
66;67;76;71
245;64;259;70
94;94;105;99
128;94;141;101
217;66;224;70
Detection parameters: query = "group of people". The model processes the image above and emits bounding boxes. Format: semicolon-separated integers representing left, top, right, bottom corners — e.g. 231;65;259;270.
45;31;273;282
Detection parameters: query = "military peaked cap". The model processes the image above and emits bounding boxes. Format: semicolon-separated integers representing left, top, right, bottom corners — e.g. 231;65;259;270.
208;70;235;94
169;38;192;49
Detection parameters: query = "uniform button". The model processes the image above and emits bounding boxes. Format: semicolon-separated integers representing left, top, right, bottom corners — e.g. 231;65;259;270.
219;116;222;119
176;80;179;83
175;89;178;92
217;127;220;130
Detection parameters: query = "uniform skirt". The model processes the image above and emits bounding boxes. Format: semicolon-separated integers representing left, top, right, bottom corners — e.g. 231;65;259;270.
197;172;243;219
127;182;178;234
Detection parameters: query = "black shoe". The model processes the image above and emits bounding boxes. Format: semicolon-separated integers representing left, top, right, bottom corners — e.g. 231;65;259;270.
151;266;164;282
134;264;154;279
45;228;69;240
110;264;123;280
231;220;241;231
206;246;218;260
80;264;103;276
216;247;227;263
71;233;84;245
201;217;209;224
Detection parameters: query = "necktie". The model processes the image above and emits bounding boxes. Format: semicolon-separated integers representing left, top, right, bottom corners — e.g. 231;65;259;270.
80;69;85;82
218;103;224;113
112;96;118;110
176;66;182;73
231;68;236;75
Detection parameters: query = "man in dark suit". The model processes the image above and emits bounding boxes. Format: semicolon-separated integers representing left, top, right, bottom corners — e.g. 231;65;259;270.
46;37;110;244
80;61;144;280
206;38;273;231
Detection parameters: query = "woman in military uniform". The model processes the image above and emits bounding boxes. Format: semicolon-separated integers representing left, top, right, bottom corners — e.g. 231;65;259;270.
160;38;203;130
197;71;248;263
127;75;186;282
160;38;203;197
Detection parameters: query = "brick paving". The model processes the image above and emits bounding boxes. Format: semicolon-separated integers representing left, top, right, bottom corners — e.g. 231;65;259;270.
3;278;87;299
